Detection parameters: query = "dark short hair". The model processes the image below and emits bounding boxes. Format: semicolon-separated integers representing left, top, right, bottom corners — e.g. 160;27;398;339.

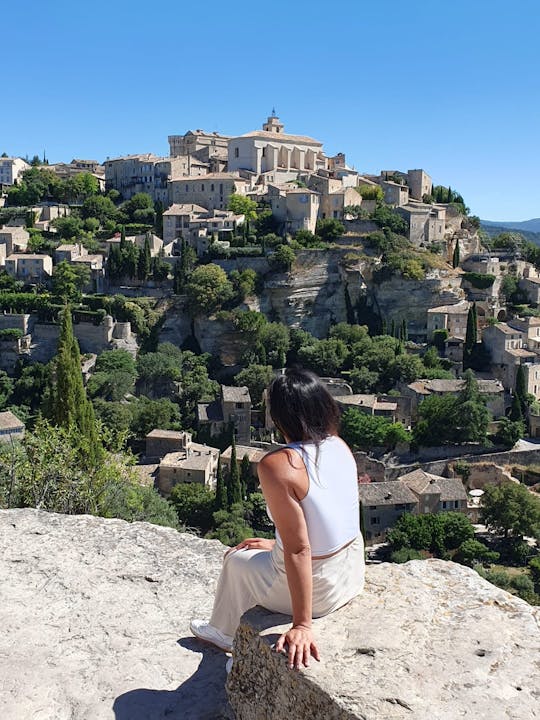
267;368;340;443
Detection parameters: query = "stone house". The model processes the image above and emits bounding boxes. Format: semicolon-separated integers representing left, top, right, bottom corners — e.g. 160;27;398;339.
0;157;30;186
358;481;418;544
396;203;446;246
104;154;188;203
162;204;208;244
169;174;248;212
318;186;364;222
403;378;505;418
520;277;540;305
0;411;25;442
0;227;29;258
400;469;468;514
359;469;468;544
380;180;409;207
157;434;220;496
55;244;87;263
198;385;252;445
5;254;53;282
406;169;432;200
228;114;328;184
168;129;231;163
265;185;320;234
482;322;540;393
427;300;470;340
104;233;164;258
145;429;193;459
333;394;398;422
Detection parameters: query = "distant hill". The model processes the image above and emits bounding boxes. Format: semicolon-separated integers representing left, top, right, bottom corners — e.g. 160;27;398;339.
480;221;540;246
481;218;540;232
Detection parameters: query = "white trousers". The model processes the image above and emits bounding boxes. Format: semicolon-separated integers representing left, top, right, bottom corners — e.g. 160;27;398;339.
209;535;365;637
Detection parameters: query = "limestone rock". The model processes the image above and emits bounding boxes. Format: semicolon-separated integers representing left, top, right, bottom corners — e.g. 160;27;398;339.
0;509;231;720
228;559;540;720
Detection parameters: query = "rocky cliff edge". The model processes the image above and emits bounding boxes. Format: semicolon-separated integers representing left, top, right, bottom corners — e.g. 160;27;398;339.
1;509;539;720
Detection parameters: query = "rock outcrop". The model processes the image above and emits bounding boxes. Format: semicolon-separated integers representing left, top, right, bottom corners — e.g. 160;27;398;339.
228;560;540;720
2;510;539;720
0;509;231;720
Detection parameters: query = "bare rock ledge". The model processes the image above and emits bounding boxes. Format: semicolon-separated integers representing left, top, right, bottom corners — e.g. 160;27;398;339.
1;509;539;720
228;562;540;720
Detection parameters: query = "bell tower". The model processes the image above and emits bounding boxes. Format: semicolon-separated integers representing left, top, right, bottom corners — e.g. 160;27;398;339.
262;109;284;134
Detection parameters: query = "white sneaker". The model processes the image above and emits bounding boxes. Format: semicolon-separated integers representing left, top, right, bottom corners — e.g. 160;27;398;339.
190;619;234;652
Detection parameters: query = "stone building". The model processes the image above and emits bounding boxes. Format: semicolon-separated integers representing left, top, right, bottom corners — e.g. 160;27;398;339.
403;378;505;418
104;154;189;203
156;431;220;495
228;114;328;184
265;185;320;234
407;169;432;200
0;157;30;186
0;227;29;258
220;444;268;481
198;385;252;445
426;300;470;340
5;254;53;282
359;469;468;544
169;174;248;212
380;180;409;207
0;411;25;442
333;394;398;422
396;203;446;246
168;129;230;164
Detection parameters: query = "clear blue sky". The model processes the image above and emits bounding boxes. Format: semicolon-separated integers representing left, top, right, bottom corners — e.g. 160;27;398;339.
2;0;539;220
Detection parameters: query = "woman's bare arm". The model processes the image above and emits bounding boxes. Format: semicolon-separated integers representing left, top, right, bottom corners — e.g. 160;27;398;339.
258;451;320;668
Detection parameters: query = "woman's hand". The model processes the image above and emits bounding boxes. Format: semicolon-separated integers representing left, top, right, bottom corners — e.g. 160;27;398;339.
275;625;320;670
224;537;275;557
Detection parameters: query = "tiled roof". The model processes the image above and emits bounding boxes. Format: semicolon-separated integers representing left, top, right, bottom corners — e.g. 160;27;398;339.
222;385;251;403
0;410;24;430
358;481;418;506
235;130;323;146
400;469;468;501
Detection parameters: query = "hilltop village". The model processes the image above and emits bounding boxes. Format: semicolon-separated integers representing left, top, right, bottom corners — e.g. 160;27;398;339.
0;115;539;603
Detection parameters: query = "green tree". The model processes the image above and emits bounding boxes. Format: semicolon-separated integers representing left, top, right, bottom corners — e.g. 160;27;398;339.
269;245;295;271
455;539;499;567
0;371;14;410
235;365;273;407
495;417;524;448
46;308;102;468
185;264;234;315
227;433;242;506
52;260;91;302
515;365;529;417
81;195;118;224
137;234;152;281
170;482;215;532
228;194;258;235
315;218;344;242
452;242;460;268
481;482;540;538
529;556;540;592
214;458;227;511
413;394;460;446
455;369;490;444
341;409;409;450
463;304;477;369
240;454;251;500
357;184;384;202
52;215;83;239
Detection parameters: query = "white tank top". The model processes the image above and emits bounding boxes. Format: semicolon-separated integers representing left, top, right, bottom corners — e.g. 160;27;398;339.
268;435;360;556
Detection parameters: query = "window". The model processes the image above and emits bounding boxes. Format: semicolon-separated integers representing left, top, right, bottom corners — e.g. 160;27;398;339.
211;184;214;191
370;517;381;525
234;148;239;158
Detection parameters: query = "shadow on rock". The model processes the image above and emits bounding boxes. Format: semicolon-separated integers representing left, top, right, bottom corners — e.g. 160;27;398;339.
112;638;231;720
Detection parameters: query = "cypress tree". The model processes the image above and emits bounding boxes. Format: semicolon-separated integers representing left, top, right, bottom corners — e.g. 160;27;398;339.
120;225;126;246
228;432;242;506
381;318;387;335
515;365;528;415
173;264;182;295
401;318;408;342
390;318;395;337
509;393;523;423
464;304;477;368
240;454;251;499
49;307;102;468
452;242;460;268
215;457;227;511
137;234;151;280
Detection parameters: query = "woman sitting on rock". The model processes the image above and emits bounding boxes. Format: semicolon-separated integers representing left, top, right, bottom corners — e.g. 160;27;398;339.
191;368;365;670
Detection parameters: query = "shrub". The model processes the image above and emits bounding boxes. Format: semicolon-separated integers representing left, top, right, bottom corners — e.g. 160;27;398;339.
462;272;496;289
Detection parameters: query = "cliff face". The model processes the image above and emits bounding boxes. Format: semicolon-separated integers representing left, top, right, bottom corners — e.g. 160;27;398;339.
1;509;539;720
